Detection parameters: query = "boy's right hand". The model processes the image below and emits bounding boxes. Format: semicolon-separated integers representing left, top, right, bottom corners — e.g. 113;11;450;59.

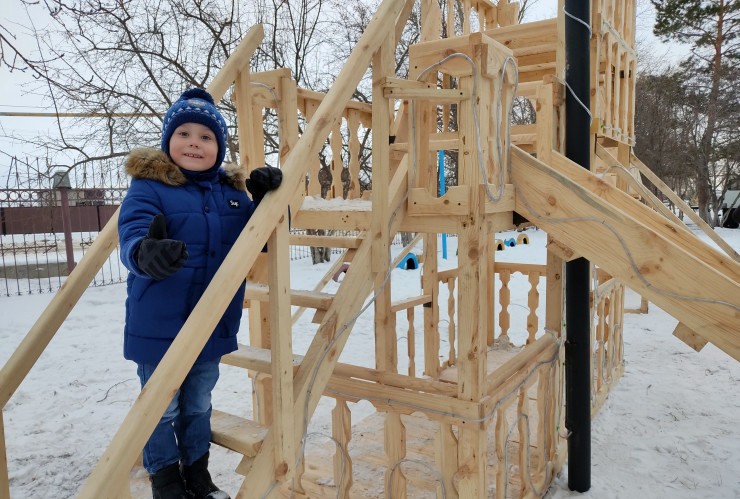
137;214;188;280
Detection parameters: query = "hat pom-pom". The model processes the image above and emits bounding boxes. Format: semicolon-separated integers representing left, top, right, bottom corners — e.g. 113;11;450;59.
179;88;215;104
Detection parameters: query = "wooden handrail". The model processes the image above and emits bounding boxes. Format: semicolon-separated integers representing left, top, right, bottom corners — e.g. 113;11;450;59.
630;153;740;262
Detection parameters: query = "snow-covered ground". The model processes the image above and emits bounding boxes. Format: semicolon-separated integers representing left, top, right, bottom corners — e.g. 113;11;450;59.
1;227;738;498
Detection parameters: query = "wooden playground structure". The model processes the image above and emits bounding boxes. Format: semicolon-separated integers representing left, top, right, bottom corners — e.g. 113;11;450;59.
1;0;738;498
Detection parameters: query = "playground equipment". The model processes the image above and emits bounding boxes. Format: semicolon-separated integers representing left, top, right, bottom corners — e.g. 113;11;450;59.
1;0;739;498
396;253;419;270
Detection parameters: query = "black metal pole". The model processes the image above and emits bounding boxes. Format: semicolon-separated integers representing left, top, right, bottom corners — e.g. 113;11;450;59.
564;0;591;492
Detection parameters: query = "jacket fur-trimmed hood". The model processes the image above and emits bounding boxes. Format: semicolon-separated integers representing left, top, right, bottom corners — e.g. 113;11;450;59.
125;148;246;191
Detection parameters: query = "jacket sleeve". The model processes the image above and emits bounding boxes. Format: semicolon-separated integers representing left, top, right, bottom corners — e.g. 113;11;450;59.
118;179;164;278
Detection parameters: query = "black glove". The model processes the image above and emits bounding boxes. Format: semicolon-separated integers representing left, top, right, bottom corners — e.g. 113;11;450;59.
246;166;283;204
137;214;188;280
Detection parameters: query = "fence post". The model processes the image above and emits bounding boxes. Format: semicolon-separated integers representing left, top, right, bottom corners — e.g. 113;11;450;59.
53;172;76;274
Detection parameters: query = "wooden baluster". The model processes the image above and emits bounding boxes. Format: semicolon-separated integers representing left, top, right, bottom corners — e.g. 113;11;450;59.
536;367;549;491
304;100;322;197
447;277;457;365
407;307;416;377
498;270;511;345
385;412;407;498
435;423;458;499
495;407;508;499
347;110;361;199
332;399;353;497
330;121;344;199
615;286;624;366
526;272;540;344
517;386;530;497
607;289;616;381
462;0;471;34
596;297;606;391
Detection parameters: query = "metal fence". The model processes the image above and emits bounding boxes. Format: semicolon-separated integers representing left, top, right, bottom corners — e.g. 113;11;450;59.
0;156;408;297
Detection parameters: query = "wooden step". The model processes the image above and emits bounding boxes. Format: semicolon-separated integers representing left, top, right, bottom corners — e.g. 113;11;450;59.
243;282;334;310
210;410;268;457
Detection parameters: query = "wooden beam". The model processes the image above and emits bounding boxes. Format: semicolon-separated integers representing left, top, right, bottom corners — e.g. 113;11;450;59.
672;323;709;353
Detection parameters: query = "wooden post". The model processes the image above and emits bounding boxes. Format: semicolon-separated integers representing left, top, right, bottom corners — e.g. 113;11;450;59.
454;47;488;497
268;213;294;481
372;35;397;374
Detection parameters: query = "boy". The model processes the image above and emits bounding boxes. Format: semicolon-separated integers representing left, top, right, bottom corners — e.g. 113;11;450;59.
118;88;282;499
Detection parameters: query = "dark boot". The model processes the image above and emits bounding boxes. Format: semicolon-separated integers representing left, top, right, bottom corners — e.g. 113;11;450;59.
150;463;193;499
182;452;230;499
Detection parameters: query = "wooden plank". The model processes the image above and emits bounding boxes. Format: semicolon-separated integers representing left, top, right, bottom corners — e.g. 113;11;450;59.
291;208;371;231
243;283;334;310
673;323;709;353
408;186;471;216
391;294;432;313
512;147;740;361
211;410;268;457
222;344;459;398
382;77;469;101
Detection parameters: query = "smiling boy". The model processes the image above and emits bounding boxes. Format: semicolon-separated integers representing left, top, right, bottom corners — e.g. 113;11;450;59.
118;88;281;499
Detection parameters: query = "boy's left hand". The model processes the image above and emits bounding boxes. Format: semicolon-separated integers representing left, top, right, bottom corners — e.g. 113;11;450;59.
246;166;282;204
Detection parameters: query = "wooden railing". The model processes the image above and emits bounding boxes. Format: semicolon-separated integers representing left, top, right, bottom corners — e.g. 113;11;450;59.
251;78;372;201
436;261;547;370
591;276;625;415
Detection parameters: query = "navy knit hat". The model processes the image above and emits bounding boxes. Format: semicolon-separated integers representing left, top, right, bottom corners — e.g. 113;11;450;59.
161;88;228;168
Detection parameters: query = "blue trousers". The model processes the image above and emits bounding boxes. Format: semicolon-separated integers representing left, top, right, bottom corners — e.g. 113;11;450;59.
137;359;220;474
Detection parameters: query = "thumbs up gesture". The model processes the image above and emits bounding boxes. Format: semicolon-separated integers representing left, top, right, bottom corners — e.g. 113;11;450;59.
136;214;188;280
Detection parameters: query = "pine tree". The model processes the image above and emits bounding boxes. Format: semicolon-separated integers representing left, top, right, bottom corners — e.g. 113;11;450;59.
652;0;740;223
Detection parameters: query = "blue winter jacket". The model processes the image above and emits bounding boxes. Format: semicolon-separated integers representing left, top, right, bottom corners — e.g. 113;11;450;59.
118;148;256;365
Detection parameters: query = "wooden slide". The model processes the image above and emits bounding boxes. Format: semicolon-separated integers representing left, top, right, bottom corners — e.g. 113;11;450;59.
511;146;740;361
